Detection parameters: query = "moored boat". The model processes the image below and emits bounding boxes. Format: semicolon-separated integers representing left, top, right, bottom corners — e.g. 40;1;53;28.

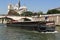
6;21;55;32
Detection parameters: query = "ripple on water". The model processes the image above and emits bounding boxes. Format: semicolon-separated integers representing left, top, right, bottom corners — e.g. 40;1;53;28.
0;24;59;40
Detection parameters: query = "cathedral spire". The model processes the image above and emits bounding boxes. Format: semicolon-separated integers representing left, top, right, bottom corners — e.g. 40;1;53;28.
18;0;20;8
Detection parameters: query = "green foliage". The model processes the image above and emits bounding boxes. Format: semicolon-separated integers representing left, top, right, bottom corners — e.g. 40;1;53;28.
21;11;33;16
36;11;43;17
21;11;43;16
14;13;20;16
47;9;60;14
8;10;43;16
8;10;20;16
37;11;43;15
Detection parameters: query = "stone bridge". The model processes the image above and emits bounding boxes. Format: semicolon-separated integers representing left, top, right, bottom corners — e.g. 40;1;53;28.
6;16;37;21
0;14;60;25
5;16;42;22
0;16;41;23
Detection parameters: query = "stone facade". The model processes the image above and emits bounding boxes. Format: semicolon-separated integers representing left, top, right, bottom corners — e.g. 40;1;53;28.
8;0;27;15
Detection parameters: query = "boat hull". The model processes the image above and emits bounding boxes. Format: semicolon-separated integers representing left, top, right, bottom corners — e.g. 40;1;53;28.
6;21;55;32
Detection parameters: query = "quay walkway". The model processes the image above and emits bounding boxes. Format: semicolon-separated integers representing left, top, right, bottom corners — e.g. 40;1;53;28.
0;14;60;25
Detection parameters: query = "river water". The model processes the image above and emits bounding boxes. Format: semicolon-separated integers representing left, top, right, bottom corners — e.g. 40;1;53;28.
0;24;60;40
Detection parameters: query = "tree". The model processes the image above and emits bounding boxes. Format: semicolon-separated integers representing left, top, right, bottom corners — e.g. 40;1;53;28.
37;11;43;17
37;11;43;15
8;10;20;16
47;9;60;14
21;11;43;16
21;11;33;16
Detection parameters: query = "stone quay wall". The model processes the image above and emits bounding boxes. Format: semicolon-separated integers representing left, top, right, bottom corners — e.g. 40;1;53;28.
38;14;60;25
0;14;60;25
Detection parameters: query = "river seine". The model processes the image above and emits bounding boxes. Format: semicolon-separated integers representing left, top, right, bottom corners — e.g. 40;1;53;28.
0;24;60;40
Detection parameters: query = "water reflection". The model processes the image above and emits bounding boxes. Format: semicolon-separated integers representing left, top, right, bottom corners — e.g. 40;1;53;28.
0;24;59;40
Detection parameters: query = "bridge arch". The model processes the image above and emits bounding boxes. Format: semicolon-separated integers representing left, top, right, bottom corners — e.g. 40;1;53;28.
3;17;14;20
19;18;32;21
4;16;34;21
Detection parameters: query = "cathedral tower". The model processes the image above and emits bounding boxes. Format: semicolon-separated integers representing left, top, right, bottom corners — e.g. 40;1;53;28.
18;0;20;8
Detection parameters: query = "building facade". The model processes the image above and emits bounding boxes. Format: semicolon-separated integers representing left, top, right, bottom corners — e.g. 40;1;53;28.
8;0;27;15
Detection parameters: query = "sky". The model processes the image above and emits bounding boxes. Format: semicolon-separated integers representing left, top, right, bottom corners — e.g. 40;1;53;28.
0;0;60;14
